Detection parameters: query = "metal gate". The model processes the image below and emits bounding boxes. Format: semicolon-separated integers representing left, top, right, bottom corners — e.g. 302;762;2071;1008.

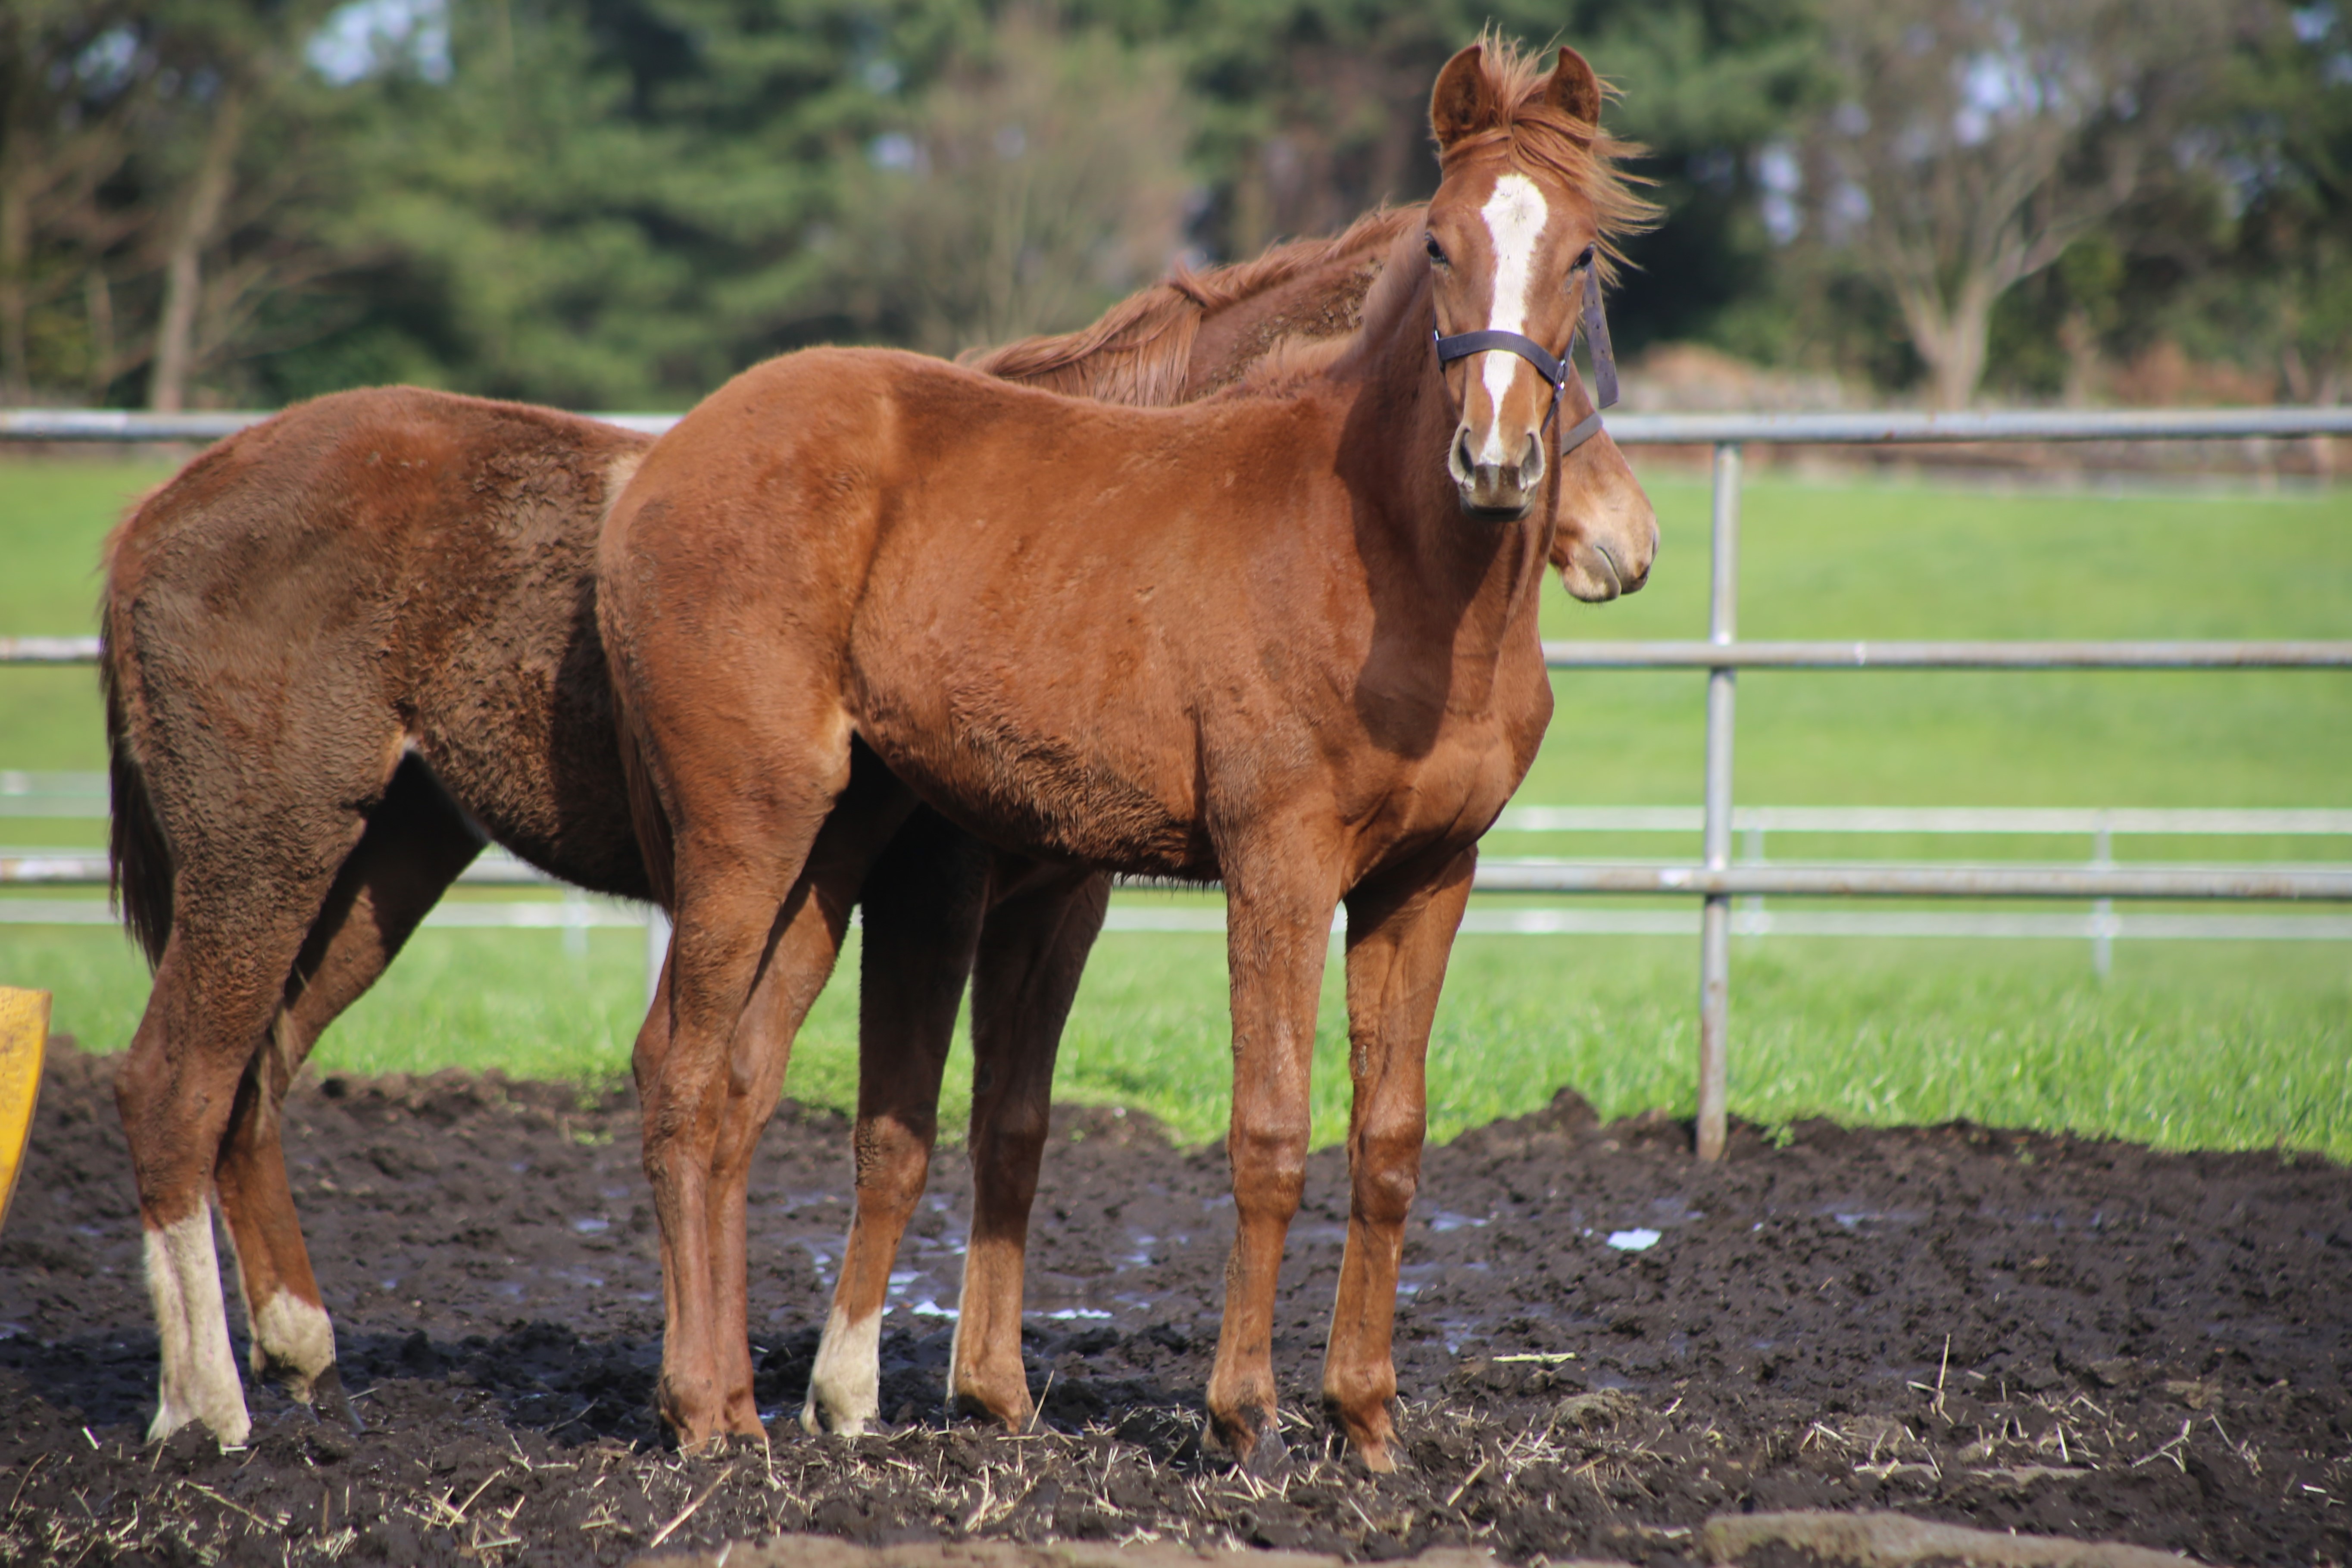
7;403;2352;1160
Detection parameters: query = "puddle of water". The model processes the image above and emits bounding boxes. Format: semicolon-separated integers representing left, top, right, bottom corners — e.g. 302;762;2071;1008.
571;1216;610;1234
1044;1307;1113;1321
495;1281;525;1299
908;1298;957;1318
1119;1231;1159;1267
1428;1211;1490;1233
1606;1228;1662;1252
1433;1316;1483;1354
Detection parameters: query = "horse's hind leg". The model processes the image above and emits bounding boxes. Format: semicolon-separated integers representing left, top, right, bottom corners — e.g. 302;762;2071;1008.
211;762;481;1422
948;865;1109;1431
803;811;988;1436
116;865;347;1446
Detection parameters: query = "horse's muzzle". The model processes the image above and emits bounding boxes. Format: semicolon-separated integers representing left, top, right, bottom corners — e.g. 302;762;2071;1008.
1450;423;1546;518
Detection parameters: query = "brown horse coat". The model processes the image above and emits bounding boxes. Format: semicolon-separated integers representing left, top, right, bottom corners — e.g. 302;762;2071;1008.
600;38;1654;1468
102;201;1653;1449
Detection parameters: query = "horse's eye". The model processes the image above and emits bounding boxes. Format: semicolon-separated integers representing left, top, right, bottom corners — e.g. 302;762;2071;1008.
1574;246;1596;272
1424;234;1449;266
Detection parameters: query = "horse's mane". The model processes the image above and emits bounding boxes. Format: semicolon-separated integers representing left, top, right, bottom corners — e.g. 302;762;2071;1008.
961;206;1420;406
1436;30;1658;287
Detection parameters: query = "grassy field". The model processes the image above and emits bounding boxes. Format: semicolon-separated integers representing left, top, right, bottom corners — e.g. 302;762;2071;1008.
3;453;2347;1159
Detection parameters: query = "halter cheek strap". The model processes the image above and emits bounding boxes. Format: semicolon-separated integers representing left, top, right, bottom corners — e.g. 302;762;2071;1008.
1431;271;1619;456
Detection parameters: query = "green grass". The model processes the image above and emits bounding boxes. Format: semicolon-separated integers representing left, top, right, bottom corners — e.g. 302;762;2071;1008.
9;918;2344;1160
0;458;174;773
3;454;2348;1160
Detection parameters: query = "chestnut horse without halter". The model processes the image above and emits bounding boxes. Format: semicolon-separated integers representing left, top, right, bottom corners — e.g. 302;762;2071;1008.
600;38;1654;1470
102;208;1655;1447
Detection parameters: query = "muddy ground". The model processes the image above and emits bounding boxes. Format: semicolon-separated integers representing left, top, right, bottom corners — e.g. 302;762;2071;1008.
1;1041;2346;1568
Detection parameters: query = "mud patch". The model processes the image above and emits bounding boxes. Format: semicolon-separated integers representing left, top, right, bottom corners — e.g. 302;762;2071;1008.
2;1044;2346;1566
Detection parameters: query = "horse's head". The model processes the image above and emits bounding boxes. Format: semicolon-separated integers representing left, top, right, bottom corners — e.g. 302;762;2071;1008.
1549;358;1656;600
1423;40;1656;600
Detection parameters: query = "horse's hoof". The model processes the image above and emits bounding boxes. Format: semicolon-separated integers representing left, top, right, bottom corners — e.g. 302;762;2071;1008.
310;1366;364;1434
948;1385;1030;1433
1218;1410;1288;1478
1240;1423;1290;1477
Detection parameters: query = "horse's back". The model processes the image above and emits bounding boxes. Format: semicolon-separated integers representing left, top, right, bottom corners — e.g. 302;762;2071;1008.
107;387;655;898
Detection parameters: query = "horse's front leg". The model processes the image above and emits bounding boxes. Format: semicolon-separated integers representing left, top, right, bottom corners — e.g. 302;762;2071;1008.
950;863;1109;1430
1205;855;1340;1473
642;798;842;1451
706;758;915;1438
1324;846;1475;1471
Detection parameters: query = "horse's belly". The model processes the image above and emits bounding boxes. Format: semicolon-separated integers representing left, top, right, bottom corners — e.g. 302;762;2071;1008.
857;704;1204;875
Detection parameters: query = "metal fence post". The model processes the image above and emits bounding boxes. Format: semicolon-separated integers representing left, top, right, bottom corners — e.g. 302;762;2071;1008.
2091;819;2115;978
1698;441;1741;1161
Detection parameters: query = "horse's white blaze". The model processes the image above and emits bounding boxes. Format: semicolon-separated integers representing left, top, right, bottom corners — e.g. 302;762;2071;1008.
250;1290;337;1394
1475;172;1552;468
144;1208;250;1446
802;1302;883;1435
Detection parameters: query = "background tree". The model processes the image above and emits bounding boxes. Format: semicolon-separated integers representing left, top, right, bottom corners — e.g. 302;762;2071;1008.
0;1;153;403
1800;0;2230;407
825;11;1191;355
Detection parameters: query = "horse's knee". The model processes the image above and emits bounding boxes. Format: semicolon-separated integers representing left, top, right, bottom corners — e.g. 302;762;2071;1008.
971;1099;1048;1192
1228;1113;1309;1215
1349;1120;1423;1226
852;1112;935;1215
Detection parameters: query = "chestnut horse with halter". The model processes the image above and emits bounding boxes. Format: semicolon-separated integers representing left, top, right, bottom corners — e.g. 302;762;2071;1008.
600;39;1653;1469
102;193;1650;1448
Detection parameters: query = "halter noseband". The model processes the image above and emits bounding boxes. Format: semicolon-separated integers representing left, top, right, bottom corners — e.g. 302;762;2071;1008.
1431;270;1619;456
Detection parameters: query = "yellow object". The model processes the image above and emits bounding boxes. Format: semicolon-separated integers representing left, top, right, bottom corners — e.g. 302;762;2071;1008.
0;987;49;1234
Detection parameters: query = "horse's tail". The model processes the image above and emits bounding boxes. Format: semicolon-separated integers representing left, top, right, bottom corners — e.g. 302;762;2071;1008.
100;581;174;970
613;684;676;915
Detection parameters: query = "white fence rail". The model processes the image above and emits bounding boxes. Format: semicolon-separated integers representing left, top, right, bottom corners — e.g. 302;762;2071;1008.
7;405;2351;1160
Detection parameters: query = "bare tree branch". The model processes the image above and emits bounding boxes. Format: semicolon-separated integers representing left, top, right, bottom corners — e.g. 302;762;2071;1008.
1805;0;2229;406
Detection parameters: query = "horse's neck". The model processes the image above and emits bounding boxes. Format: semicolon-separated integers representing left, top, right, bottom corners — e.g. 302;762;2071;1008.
1343;282;1554;654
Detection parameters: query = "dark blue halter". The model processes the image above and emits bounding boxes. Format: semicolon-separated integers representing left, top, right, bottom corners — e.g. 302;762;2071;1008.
1431;270;1618;455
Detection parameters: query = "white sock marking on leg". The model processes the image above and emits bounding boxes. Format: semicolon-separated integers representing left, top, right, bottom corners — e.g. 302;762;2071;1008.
144;1207;250;1446
250;1290;337;1397
803;1302;884;1435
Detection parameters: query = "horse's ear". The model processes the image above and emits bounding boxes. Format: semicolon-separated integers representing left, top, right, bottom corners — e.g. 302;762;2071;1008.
1545;46;1602;128
1431;45;1500;150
